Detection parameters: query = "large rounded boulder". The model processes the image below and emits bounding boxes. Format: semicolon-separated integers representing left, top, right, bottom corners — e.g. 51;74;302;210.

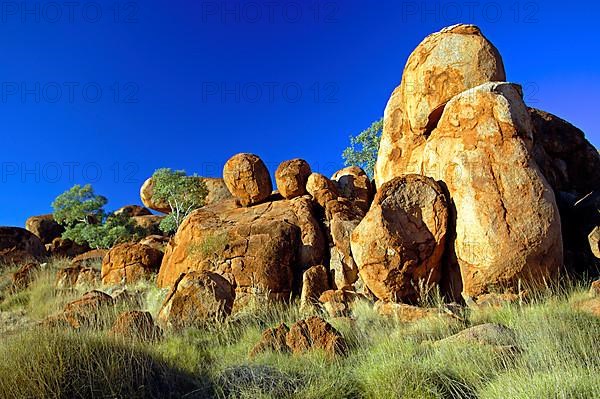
375;24;506;187
420;82;563;298
275;158;312;199
223;153;273;206
0;227;46;264
351;175;448;302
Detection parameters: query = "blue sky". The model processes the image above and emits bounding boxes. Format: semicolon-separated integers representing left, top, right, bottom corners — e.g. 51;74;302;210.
1;0;599;226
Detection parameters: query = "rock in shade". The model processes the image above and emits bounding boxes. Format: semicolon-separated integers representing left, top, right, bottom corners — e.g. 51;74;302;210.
0;227;46;264
25;214;64;244
110;310;162;341
331;166;373;214
300;265;330;311
249;323;290;358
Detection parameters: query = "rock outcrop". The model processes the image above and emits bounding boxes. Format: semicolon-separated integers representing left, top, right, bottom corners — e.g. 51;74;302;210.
0;227;46;264
25;214;64;244
299;265;330;310
114;205;151;217
101;243;163;285
46;237;89;258
351;175;448;302
275;159;312;199
223;153;273;206
374;24;506;187
157;197;325;306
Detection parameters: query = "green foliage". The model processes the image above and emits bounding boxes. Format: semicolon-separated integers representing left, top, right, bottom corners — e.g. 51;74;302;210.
62;212;146;250
342;117;383;178
151;168;208;234
52;185;146;249
51;184;107;226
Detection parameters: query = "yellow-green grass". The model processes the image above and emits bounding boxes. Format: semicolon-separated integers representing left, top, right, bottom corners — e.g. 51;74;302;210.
0;258;599;398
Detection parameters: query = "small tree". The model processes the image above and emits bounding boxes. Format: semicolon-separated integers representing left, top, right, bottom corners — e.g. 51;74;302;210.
52;184;146;249
52;184;107;226
342;117;383;178
150;168;208;234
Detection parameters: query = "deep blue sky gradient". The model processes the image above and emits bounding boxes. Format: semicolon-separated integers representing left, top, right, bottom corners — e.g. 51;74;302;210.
1;0;599;226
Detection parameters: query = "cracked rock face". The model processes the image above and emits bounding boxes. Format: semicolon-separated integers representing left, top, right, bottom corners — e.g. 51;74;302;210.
351;174;448;302
374;24;506;188
101;243;163;285
420;82;563;298
223;153;273;206
157;197;326;304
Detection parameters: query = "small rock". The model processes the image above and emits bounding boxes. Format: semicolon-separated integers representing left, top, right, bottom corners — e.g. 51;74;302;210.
110;310;162;341
11;262;39;291
285;316;347;356
588;227;600;259
114;205;152;217
62;290;114;329
375;302;451;323
249;323;290;357
437;323;517;348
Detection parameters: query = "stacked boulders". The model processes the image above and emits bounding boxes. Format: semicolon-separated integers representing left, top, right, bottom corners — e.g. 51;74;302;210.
358;24;569;301
223;153;273;206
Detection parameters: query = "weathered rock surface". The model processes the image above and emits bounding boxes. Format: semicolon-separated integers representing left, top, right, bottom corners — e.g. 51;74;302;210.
375;24;506;187
286;316;347;356
375;302;452;323
139;235;170;252
318;289;361;318
101;243;163;285
61;290;114;329
158;271;235;328
351;175;448;302
306;172;365;290
420;82;562;298
300;265;330;311
0;227;46;264
132;215;164;236
591;280;600;297
72;249;108;268
158;197;325;305
588;227;600;259
223;153;273;206
114;205;151;217
436;323;517;347
249;323;290;357
275;159;312;199
331;166;373;213
25;214;64;244
11;262;39;291
110;310;162;341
